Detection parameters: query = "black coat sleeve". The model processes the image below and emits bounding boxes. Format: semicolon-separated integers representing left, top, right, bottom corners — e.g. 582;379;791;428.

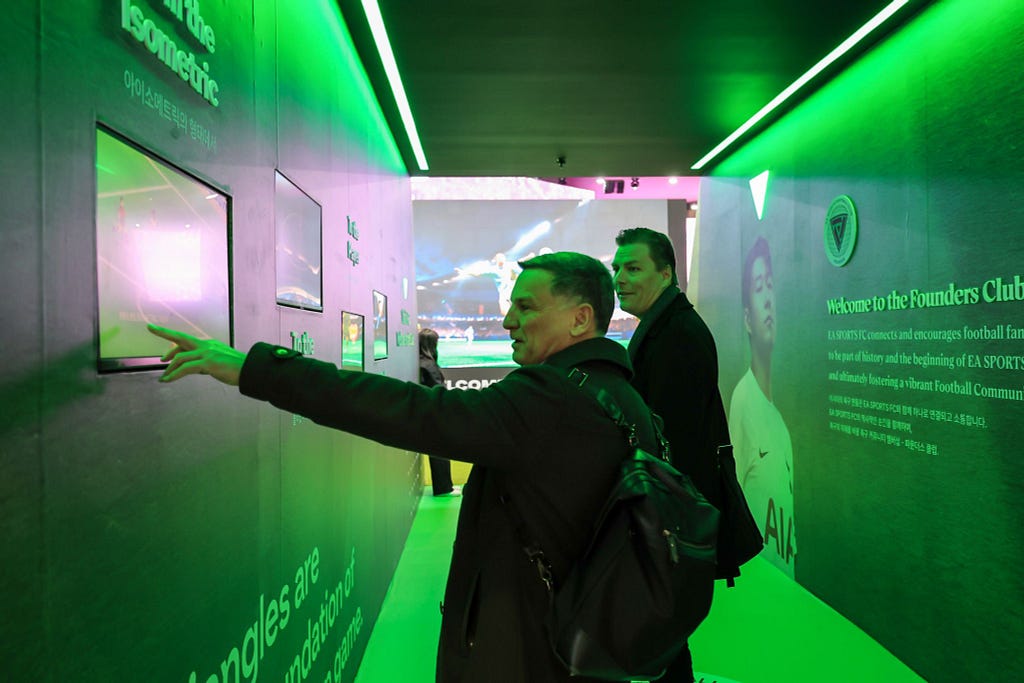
239;342;567;471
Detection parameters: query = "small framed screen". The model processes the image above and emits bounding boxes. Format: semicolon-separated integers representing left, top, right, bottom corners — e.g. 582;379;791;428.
341;311;364;372
275;171;323;311
372;290;388;360
95;125;231;372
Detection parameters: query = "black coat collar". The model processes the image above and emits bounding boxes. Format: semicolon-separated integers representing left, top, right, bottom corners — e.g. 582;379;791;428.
542;336;633;379
627;287;692;362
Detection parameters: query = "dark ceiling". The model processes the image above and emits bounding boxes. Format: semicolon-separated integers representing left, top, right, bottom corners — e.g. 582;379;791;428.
337;1;930;178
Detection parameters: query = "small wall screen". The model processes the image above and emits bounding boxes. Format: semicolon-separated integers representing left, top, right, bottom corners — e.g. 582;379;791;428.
275;171;323;311
372;290;388;360
341;311;364;372
95;126;231;371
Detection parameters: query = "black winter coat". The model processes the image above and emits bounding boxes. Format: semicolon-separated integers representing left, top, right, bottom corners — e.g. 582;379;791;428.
239;336;659;682
420;355;446;389
628;290;723;509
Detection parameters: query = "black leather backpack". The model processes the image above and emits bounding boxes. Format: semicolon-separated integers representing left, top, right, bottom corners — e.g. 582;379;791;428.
501;368;720;681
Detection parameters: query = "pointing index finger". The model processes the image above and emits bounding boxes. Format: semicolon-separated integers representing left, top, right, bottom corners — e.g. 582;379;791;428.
147;324;197;349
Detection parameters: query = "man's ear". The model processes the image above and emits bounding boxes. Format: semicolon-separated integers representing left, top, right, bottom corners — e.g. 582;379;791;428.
569;303;595;337
660;264;674;288
743;306;752;336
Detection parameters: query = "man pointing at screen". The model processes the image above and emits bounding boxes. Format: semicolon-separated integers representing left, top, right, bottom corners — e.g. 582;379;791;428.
147;251;667;683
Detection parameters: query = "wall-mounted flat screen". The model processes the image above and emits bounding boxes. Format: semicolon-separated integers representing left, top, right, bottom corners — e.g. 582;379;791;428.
341;311;364;372
275;171;323;311
372;290;388;360
95;126;231;372
414;199;669;367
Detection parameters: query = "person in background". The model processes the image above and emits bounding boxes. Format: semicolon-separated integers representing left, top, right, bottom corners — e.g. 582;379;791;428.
147;251;664;683
419;328;461;497
612;227;724;683
730;236;796;577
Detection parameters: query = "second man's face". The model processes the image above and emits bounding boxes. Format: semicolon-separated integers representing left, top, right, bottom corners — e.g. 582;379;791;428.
612;243;672;318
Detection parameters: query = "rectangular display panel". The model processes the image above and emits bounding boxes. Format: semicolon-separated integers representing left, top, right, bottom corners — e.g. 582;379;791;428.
414;199;669;367
95;126;231;371
275;171;323;311
341;311;364;372
372;290;388;360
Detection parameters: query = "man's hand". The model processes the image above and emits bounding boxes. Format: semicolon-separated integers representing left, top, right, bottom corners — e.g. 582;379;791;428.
147;324;245;385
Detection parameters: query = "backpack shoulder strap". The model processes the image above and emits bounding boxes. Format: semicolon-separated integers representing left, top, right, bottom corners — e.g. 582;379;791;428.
568;367;671;462
567;367;632;439
497;366;646;594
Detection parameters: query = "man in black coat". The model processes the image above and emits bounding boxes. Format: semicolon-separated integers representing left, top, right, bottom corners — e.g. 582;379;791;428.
612;227;724;683
149;251;663;683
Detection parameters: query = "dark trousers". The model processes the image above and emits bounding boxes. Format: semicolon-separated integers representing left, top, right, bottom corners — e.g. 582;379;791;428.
428;456;454;495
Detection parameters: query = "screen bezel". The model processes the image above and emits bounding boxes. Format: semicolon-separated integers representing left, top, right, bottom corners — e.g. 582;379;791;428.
372;290;389;361
341;311;365;372
94;123;233;373
274;169;324;313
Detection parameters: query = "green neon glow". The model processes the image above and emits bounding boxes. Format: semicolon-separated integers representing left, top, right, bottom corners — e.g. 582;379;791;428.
749;170;770;219
362;0;429;171
691;0;910;171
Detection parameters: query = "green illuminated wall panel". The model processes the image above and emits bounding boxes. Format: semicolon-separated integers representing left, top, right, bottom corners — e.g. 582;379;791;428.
694;1;1024;681
4;1;418;681
1;4;45;682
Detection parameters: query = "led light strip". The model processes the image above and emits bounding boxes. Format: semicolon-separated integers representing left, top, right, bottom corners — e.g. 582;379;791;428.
691;0;910;171
362;0;429;171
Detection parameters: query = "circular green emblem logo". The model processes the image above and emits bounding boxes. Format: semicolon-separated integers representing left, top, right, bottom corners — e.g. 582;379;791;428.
824;195;857;267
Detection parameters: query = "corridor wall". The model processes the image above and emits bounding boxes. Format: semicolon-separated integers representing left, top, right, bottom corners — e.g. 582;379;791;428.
1;1;421;681
691;1;1024;681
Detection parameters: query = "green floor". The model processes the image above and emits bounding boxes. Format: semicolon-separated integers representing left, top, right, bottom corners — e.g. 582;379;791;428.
355;493;926;682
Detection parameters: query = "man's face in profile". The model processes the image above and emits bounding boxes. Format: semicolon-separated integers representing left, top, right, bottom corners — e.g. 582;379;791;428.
745;255;776;350
502;268;578;365
611;243;672;318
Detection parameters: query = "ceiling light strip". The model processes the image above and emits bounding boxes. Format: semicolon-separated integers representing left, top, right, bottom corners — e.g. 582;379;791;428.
691;0;910;171
361;0;429;171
